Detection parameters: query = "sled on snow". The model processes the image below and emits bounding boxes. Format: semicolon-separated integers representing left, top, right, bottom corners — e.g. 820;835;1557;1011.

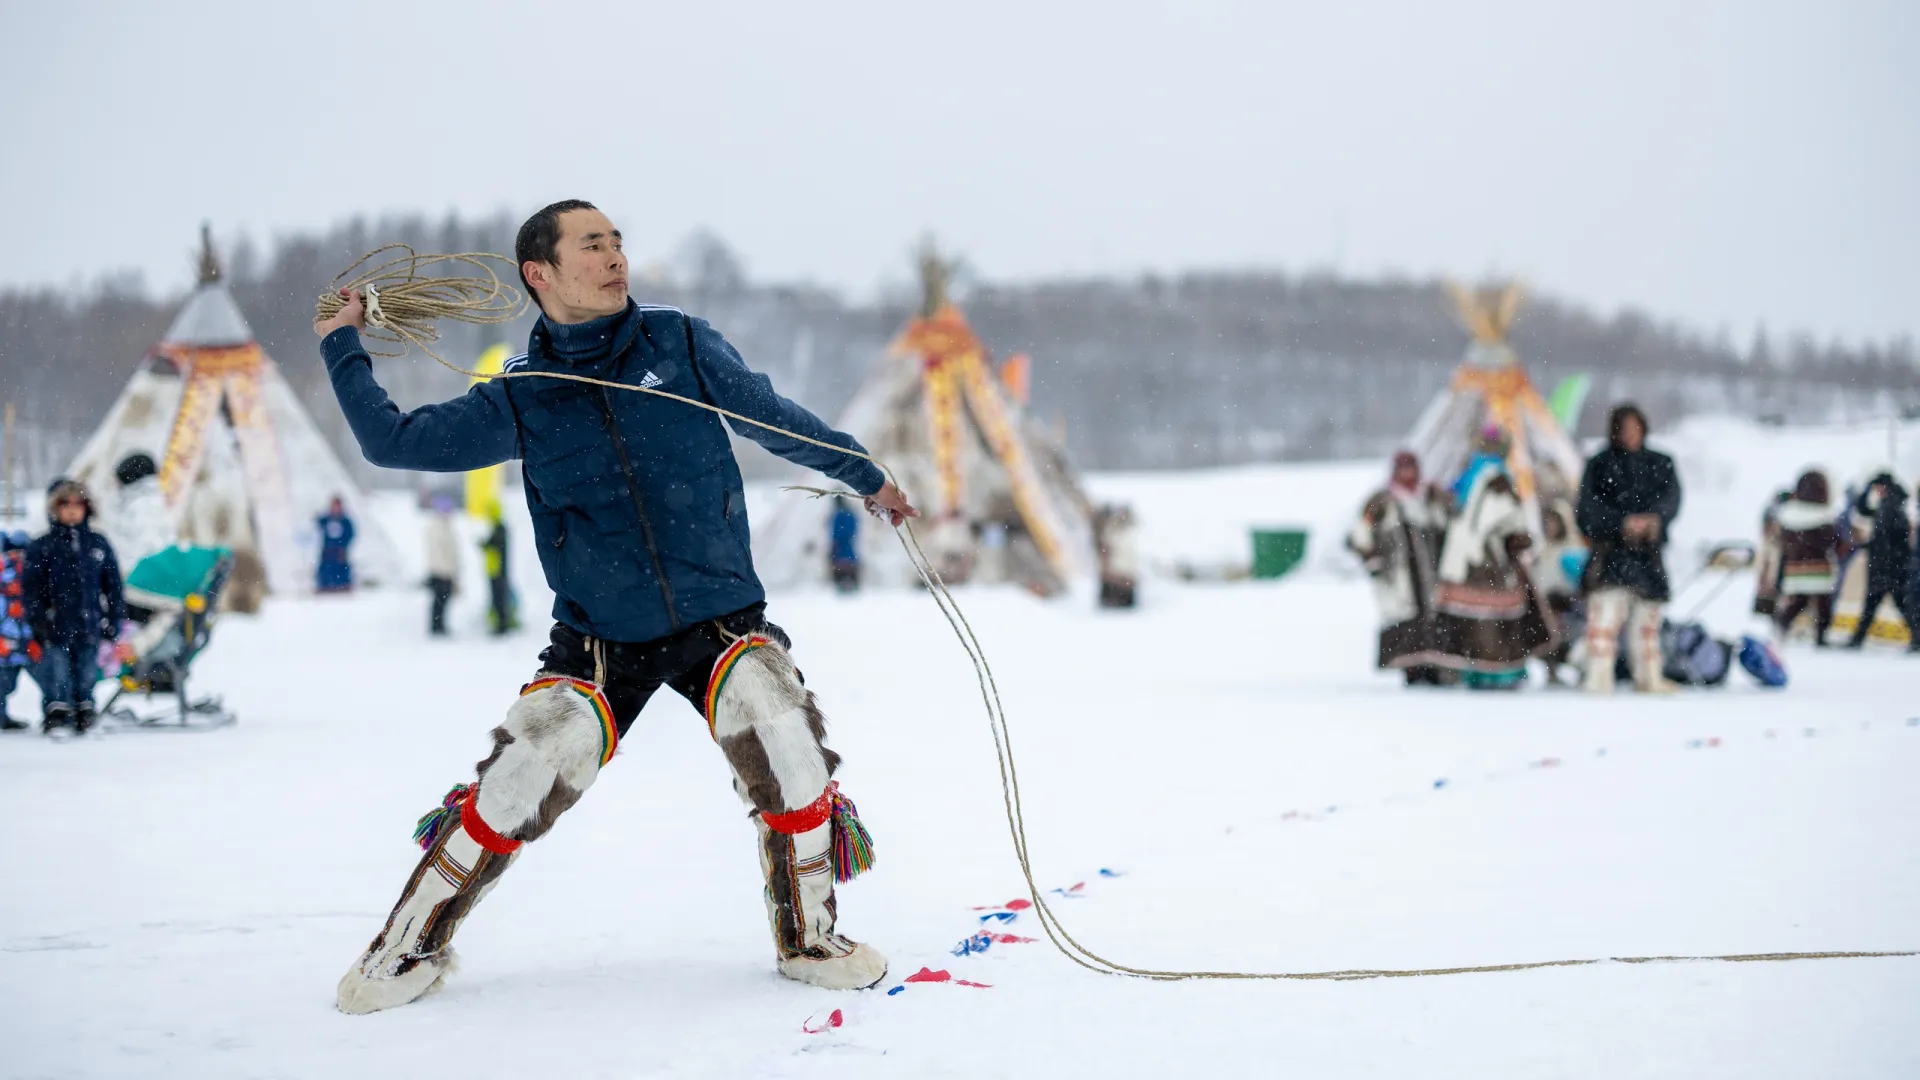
102;546;237;730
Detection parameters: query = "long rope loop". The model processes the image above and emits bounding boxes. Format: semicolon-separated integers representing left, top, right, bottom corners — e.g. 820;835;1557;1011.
320;251;1920;983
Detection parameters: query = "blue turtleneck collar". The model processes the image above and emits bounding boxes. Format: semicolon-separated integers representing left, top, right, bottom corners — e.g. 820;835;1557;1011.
540;300;638;366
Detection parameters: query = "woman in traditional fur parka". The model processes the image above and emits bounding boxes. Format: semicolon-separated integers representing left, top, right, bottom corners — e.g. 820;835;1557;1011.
1348;451;1453;685
1771;470;1840;645
1422;454;1555;688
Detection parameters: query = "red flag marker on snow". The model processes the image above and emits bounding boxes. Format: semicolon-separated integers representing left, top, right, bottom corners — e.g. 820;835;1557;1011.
802;1008;844;1034
902;967;991;989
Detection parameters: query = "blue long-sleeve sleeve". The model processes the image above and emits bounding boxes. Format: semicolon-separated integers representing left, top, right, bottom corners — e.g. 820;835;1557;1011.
687;317;886;496
320;327;520;473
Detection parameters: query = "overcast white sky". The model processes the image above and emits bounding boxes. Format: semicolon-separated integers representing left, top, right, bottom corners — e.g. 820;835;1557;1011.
1;0;1912;343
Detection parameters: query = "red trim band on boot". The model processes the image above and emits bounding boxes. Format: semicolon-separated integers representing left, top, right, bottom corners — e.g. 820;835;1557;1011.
458;790;524;854
760;784;835;835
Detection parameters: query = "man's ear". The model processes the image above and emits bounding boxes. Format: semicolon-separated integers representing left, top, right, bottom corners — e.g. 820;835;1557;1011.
522;261;554;293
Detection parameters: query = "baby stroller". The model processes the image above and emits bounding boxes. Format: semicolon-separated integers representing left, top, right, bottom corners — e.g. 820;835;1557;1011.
102;546;237;730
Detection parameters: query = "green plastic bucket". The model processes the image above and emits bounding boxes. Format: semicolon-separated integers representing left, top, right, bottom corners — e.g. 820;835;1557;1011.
1250;529;1309;580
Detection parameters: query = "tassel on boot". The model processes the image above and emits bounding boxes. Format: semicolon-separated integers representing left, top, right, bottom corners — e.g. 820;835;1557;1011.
411;783;471;850
827;783;875;883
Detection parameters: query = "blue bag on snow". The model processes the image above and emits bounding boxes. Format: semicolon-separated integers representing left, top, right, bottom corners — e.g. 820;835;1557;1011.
1738;636;1788;688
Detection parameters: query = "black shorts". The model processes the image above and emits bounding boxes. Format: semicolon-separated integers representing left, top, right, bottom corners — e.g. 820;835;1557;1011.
533;603;792;737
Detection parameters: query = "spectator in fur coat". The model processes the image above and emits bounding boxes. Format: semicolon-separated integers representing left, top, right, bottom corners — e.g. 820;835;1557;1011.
1348;451;1453;686
1771;471;1840;645
1425;454;1554;689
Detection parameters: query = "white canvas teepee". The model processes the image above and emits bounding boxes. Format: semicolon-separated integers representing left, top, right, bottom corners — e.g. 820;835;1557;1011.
66;229;400;595
755;249;1094;594
1404;281;1584;536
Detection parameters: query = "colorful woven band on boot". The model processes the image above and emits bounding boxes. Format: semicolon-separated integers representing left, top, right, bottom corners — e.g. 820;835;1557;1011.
521;675;618;766
456;788;524;855
704;634;774;740
760;783;835;835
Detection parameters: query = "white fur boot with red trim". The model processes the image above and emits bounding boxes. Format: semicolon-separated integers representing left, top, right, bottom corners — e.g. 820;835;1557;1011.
708;634;887;990
759;795;888;990
336;676;617;1014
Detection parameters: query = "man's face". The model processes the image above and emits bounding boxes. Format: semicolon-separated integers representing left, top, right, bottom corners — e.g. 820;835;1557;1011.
54;496;85;526
1619;414;1646;452
526;208;630;322
1392;462;1419;488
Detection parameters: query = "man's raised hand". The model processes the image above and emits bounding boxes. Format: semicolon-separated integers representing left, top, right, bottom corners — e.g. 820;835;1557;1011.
864;481;920;527
314;288;367;337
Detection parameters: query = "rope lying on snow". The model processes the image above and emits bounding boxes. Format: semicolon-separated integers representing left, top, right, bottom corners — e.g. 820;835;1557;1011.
318;250;1920;982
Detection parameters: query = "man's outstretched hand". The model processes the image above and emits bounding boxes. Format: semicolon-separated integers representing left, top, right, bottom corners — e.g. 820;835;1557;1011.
864;481;920;527
314;288;366;337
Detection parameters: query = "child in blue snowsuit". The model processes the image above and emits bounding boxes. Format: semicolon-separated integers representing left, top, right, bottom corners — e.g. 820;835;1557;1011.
0;530;39;729
22;480;125;733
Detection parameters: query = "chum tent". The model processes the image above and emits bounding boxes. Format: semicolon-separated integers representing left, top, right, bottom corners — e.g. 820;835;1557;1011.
66;228;400;597
1404;281;1585;536
754;246;1094;594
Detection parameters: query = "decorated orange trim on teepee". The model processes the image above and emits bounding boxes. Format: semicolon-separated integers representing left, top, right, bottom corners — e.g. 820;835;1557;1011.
521;676;617;766
182;342;264;376
704;634;774;740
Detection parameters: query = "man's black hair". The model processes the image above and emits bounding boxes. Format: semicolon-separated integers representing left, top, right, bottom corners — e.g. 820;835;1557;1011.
1607;402;1649;450
515;199;599;299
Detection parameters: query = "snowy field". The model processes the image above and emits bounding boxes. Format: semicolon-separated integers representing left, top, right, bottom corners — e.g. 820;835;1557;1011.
4;418;1919;1079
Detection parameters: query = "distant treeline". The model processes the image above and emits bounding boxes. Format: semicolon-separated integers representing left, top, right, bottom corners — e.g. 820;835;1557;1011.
2;210;1915;500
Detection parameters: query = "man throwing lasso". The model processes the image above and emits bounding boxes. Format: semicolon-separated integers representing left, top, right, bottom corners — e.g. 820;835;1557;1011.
315;200;917;1013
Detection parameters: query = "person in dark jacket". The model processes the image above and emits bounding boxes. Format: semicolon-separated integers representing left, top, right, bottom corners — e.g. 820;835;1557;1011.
315;496;356;593
1908;475;1920;654
1844;472;1912;648
320;200;917;1015
22;480;125;733
1575;403;1682;693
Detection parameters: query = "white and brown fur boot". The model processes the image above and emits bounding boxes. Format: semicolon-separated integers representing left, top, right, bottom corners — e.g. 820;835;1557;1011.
337;677;616;1014
1582;588;1629;693
707;634;886;990
1629;601;1677;693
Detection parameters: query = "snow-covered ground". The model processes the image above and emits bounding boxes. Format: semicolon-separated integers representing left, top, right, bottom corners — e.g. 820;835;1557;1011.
3;417;1918;1078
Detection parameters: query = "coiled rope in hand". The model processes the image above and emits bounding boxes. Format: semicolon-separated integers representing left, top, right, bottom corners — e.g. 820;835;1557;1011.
315;245;528;359
320;249;1919;982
